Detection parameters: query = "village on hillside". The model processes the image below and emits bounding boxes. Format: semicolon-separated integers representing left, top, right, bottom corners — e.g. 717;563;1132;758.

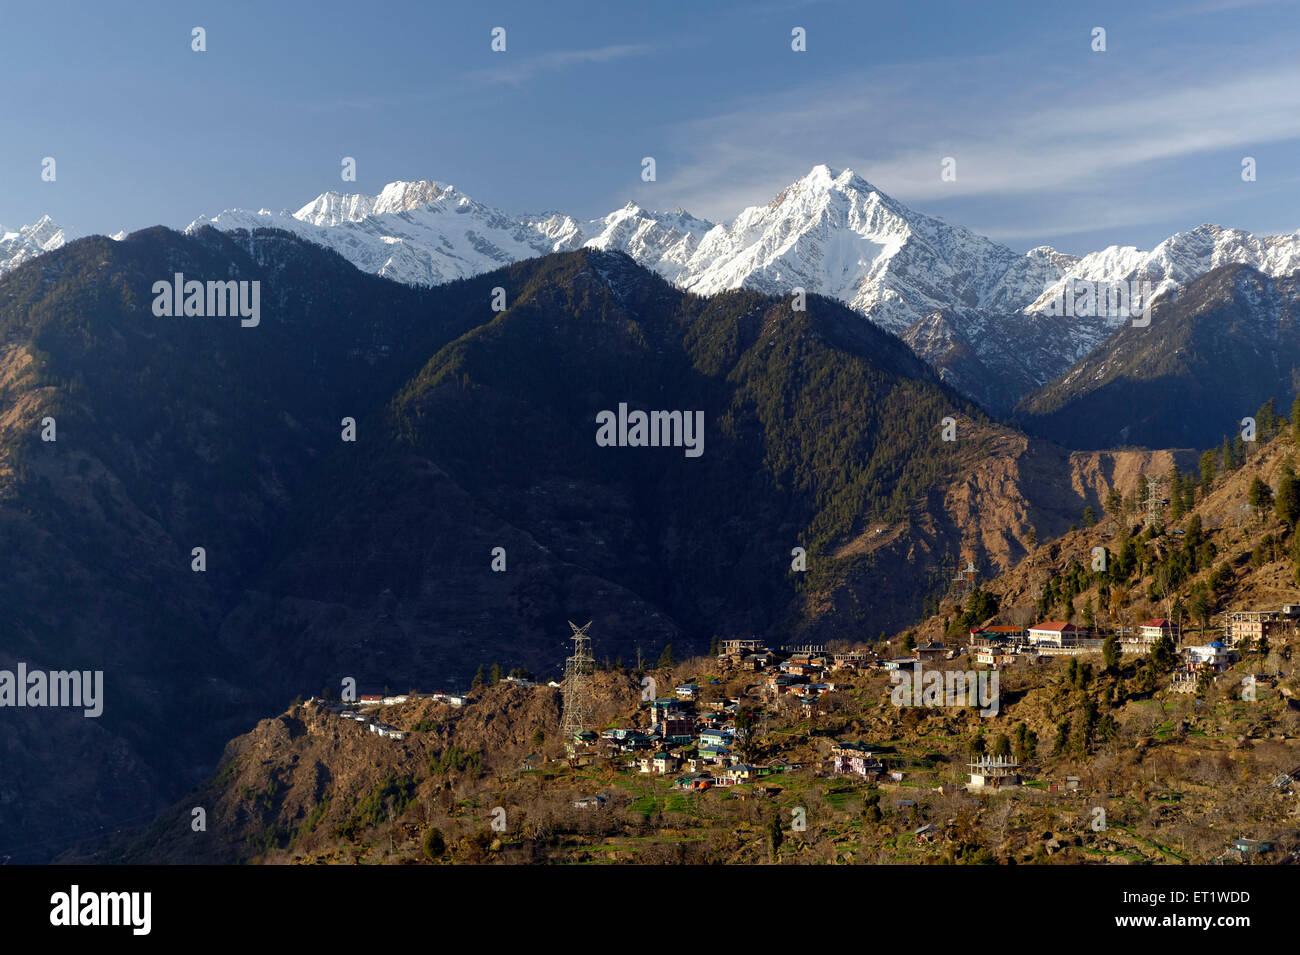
282;595;1299;865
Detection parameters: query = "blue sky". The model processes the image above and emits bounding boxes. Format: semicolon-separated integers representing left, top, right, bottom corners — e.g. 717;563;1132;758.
4;0;1300;255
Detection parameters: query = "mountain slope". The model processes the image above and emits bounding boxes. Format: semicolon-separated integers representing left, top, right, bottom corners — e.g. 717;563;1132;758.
0;232;1193;861
214;249;1013;687
5;170;1299;416
1015;264;1300;450
84;423;1300;866
179;168;1099;411
0;226;498;862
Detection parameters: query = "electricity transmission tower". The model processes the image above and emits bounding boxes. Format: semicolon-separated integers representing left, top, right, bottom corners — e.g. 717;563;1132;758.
952;559;977;599
560;620;595;744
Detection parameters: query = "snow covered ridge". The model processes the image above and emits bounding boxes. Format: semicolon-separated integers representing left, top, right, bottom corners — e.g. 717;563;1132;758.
184;164;1087;326
185;179;588;287
180;166;1300;334
8;167;1300;407
0;215;69;277
11;168;1300;326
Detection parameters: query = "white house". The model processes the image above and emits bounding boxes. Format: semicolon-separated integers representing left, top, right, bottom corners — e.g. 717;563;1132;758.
652;752;679;774
1185;642;1239;670
1139;619;1178;644
1027;622;1080;647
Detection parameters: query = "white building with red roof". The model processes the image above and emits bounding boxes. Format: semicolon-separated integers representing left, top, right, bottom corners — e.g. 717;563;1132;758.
1026;621;1080;647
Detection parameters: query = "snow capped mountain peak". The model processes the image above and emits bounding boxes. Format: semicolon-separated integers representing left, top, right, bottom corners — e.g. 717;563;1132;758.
13;162;1296;414
583;202;716;278
781;164;881;202
797;162;865;188
1;215;68;276
293;190;376;226
371;180;452;216
1027;220;1300;314
187;177;590;287
291;180;455;227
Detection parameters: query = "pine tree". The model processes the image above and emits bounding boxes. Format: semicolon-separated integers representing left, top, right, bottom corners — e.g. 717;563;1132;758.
657;644;674;668
863;791;883;825
1097;713;1118;743
1051;718;1071;756
1258;398;1278;440
1105;488;1124;518
1102;634;1120;671
1012;722;1031;763
1200;449;1217;493
1276;468;1300;530
1249;476;1273;515
1169;469;1185;520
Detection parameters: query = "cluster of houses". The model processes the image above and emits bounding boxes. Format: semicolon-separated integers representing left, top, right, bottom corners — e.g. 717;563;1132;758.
580;652;827;791
960;603;1295;692
305;701;411;741
721;637;962;683
377;691;469;707
305;687;479;740
1165;604;1300;692
964;619;1177;666
830;741;889;780
828;742;1027;793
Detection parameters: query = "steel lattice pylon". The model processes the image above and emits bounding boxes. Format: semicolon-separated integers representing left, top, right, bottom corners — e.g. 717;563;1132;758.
560;620;595;743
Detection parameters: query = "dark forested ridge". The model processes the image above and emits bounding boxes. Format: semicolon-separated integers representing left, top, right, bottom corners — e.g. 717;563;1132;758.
0;230;1081;860
1014;265;1300;451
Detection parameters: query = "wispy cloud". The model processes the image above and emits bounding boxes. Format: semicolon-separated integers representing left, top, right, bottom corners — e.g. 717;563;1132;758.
1150;0;1286;20
622;37;1300;249
472;43;656;85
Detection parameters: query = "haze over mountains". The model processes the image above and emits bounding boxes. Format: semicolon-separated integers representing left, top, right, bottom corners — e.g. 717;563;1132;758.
11;166;1300;416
